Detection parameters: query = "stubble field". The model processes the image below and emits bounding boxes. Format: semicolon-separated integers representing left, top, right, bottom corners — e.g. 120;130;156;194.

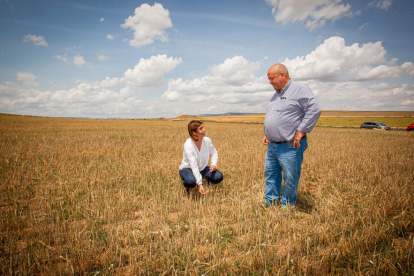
1;113;413;275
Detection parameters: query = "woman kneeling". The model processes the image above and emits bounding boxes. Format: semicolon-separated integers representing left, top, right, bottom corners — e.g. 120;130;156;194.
179;120;223;195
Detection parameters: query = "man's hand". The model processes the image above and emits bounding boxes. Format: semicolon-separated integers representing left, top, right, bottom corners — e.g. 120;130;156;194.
262;136;269;145
198;184;206;195
293;131;305;148
210;165;216;172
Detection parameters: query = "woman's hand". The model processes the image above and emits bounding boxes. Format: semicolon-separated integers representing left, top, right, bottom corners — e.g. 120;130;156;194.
198;184;206;195
210;165;216;172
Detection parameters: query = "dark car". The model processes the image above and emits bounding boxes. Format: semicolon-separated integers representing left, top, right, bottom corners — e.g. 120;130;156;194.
407;123;414;131
360;122;391;130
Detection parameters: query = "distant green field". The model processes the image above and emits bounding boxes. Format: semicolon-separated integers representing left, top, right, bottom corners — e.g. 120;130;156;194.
317;117;414;128
191;114;414;129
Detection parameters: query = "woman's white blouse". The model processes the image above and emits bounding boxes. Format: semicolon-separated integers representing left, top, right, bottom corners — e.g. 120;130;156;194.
179;137;218;185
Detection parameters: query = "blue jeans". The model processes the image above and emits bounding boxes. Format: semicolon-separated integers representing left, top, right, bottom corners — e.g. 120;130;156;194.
179;166;223;188
264;137;308;207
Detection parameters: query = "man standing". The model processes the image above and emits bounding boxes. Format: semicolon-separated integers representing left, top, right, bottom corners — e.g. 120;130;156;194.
260;63;321;211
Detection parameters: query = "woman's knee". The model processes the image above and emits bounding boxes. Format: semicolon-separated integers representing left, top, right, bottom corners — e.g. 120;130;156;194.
179;169;197;188
182;177;197;188
209;170;223;184
183;182;197;188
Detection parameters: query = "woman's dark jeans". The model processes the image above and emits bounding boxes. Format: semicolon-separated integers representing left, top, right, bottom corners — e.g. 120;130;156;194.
179;166;223;188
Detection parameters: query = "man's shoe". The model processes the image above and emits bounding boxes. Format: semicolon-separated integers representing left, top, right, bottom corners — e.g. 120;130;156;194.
257;199;269;209
279;205;295;216
278;206;288;216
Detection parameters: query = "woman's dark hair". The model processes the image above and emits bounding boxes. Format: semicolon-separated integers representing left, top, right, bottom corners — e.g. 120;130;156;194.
188;120;203;141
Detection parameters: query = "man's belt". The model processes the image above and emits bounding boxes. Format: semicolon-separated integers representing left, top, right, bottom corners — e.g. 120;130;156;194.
273;135;306;144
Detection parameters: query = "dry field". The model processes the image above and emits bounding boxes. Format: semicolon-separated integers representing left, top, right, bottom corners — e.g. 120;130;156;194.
1;114;413;275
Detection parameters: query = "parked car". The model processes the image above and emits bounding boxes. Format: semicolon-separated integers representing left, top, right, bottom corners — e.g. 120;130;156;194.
407;123;414;131
360;122;391;130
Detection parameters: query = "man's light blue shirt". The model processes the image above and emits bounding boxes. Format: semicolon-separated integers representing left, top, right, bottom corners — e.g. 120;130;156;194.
264;80;321;142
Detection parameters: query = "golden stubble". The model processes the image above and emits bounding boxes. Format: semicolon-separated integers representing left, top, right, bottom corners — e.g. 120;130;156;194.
0;114;413;275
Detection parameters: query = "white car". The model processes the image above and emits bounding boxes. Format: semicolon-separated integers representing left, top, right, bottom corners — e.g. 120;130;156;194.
360;122;391;130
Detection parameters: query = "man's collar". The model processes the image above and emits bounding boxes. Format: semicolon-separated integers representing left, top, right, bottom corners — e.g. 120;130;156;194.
280;80;292;94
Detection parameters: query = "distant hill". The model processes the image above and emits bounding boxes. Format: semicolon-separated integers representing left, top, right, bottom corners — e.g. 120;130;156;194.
173;114;198;119
173;112;260;119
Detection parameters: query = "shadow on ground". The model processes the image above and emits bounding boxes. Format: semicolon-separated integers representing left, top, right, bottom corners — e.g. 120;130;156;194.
295;193;315;214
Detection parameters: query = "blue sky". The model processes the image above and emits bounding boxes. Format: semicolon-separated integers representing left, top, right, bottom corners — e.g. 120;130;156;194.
1;0;413;118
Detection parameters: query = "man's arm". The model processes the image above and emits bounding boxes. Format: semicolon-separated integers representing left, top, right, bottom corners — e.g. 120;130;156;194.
297;87;321;134
293;86;321;148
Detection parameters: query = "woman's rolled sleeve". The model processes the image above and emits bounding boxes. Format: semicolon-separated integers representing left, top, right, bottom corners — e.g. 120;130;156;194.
209;142;218;168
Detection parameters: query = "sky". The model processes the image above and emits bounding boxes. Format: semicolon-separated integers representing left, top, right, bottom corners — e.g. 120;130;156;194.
0;0;414;118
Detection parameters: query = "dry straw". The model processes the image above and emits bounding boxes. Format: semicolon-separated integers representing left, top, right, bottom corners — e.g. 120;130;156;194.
0;114;413;275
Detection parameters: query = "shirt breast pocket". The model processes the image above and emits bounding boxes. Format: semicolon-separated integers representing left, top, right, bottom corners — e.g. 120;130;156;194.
275;99;287;111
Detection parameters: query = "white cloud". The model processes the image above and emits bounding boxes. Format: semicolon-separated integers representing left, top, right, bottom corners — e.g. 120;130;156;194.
359;23;369;31
98;77;120;88
161;56;263;102
401;62;414;76
368;0;392;10
67;45;82;51
209;56;262;86
0;78;52;117
100;17;104;22
46;81;144;116
74;55;86;67
16;72;39;87
121;3;172;47
161;56;270;103
265;0;354;30
304;80;414;111
368;83;414;96
107;34;115;41
161;46;414;115
123;54;182;88
369;82;401;91
51;82;115;103
23;34;48;47
55;54;68;62
0;77;144;117
401;100;414;106
2;36;414;118
97;55;109;61
282;36;414;82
